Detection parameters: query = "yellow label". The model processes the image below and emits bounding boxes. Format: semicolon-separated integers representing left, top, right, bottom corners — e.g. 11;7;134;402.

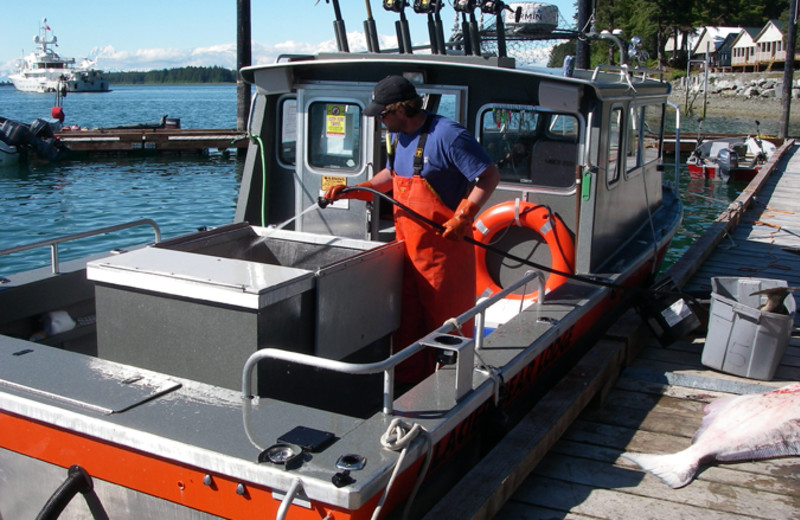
326;105;346;137
321;175;347;191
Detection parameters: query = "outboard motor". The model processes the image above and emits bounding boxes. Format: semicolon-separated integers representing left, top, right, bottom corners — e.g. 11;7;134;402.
0;118;66;161
717;147;739;182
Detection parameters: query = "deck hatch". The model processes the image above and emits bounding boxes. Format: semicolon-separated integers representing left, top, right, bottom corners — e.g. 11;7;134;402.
0;336;181;415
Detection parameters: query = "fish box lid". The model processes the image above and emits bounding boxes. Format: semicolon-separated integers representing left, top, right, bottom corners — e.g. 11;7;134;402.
87;247;315;310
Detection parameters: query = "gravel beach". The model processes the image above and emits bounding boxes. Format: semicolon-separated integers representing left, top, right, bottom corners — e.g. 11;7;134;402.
667;72;800;136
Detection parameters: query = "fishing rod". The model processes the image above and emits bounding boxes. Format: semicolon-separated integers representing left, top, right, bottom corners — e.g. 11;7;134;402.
326;0;350;52
412;0;446;55
433;0;447;55
318;186;636;293
453;0;481;56
383;0;413;54
364;0;381;53
479;1;522;59
413;0;441;54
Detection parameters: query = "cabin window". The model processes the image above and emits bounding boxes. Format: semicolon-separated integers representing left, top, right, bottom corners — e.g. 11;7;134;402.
626;106;642;174
547;114;578;140
641;105;662;166
307;101;362;171
479;106;578;188
278;98;297;166
479;106;540;183
422;92;459;121
607;107;623;185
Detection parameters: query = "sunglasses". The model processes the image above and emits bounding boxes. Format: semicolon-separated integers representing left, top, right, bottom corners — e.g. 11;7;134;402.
377;109;395;119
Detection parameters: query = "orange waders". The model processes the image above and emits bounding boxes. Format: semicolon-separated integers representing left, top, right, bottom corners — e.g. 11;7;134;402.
391;173;476;384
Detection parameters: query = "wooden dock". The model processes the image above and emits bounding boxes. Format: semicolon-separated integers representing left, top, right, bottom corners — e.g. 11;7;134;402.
426;142;800;519
57;128;247;156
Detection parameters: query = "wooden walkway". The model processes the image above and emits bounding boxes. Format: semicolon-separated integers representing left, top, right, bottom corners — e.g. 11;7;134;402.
428;143;800;519
57;128;247;156
493;332;800;520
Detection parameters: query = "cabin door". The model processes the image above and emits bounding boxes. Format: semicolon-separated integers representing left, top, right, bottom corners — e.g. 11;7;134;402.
295;86;380;240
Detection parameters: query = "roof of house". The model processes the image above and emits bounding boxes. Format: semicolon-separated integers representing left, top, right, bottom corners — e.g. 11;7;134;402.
693;26;744;55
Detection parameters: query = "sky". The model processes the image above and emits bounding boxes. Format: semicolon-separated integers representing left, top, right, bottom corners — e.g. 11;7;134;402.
1;1;577;80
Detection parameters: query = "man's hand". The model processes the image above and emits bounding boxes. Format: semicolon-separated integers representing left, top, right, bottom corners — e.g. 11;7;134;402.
322;182;374;202
442;199;480;241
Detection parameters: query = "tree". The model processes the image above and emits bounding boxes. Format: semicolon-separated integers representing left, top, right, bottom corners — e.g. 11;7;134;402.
557;0;792;69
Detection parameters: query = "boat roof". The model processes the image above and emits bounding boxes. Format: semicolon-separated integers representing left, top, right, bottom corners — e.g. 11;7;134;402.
240;52;671;101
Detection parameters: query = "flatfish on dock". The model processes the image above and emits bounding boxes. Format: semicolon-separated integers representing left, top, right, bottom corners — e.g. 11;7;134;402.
623;382;800;488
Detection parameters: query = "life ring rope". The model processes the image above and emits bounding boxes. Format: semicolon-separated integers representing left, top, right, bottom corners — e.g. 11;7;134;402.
474;200;575;301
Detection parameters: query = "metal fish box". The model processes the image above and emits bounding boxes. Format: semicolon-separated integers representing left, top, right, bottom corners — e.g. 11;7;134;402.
86;224;403;401
702;277;796;380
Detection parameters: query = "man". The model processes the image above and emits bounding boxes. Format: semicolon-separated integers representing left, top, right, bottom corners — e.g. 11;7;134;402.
324;75;500;385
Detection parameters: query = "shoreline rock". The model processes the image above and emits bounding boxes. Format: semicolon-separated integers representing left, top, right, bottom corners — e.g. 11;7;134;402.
670;72;800;121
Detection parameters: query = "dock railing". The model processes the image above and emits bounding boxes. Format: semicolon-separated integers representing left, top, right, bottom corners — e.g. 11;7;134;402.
241;270;546;415
0;219;162;275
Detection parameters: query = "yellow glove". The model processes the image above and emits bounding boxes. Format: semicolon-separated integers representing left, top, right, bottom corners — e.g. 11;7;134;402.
442;199;479;241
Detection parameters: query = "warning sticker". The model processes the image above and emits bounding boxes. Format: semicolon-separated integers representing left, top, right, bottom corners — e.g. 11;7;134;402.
321;175;347;191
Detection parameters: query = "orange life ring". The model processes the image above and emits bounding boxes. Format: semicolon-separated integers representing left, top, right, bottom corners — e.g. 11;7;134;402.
473;200;575;301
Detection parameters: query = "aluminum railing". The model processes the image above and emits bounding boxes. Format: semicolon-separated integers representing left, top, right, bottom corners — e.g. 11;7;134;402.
242;269;546;415
0;219;161;275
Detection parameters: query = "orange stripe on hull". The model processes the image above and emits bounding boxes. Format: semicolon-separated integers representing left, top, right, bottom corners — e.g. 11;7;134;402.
0;411;368;519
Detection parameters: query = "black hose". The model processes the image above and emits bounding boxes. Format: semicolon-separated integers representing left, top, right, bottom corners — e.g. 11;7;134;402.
36;465;93;520
319;187;635;292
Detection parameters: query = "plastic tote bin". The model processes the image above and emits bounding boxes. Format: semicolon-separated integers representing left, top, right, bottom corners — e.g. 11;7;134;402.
702;277;796;380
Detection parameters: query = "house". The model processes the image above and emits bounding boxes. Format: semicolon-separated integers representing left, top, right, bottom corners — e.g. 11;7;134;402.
753;20;786;70
691;26;744;69
664;28;699;60
731;28;761;71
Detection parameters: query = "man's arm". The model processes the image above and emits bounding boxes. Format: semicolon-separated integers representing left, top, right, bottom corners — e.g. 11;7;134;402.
466;163;500;207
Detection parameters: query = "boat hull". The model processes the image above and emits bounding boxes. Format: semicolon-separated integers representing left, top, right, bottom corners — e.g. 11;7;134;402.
0;236;669;519
686;161;760;183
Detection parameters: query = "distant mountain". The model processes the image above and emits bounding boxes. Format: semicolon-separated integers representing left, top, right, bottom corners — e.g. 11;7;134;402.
104;66;238;84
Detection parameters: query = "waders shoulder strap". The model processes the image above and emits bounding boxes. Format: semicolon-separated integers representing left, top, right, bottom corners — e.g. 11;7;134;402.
388;113;434;177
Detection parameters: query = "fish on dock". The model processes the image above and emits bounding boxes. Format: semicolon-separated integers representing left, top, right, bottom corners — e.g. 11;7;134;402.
749;286;800;314
623;382;800;488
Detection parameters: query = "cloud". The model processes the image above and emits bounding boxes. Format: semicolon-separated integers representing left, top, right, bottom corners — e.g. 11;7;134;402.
1;29;551;79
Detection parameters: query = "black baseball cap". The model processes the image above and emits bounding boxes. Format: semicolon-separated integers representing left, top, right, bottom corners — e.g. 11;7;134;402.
364;75;420;117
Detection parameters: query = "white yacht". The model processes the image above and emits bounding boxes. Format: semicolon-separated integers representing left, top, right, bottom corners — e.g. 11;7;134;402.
9;19;110;94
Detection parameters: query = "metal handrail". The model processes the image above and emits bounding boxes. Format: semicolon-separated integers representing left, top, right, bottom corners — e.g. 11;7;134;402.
0;219;161;275
242;269;546;415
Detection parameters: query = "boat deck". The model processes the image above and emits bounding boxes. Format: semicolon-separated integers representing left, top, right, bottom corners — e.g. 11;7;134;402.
426;142;800;519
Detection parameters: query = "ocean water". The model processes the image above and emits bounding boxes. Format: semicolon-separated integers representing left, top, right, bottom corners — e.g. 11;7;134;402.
1;83;739;276
1;84;243;273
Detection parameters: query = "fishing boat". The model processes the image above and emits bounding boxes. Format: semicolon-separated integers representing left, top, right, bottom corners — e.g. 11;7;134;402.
686;122;777;183
9;19;110;94
0;2;683;518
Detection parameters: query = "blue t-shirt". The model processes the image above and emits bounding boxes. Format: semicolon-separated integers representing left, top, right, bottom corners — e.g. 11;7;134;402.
388;114;492;210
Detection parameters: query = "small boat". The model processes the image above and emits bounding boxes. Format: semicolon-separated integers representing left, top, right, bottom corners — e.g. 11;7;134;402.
9;18;110;94
686;121;776;183
0;115;68;162
0;3;683;518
